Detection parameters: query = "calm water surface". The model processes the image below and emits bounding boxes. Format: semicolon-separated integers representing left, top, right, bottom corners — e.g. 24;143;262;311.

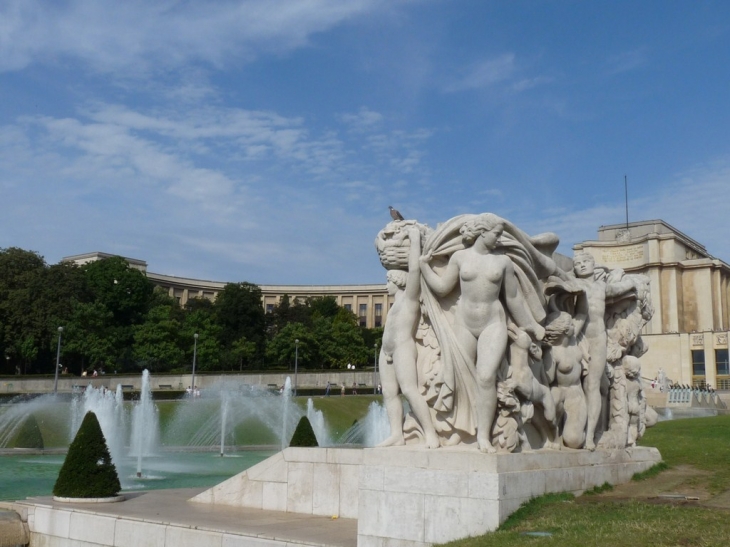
0;450;275;501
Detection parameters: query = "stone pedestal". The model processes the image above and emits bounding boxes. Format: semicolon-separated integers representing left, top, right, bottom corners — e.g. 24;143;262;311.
191;445;661;547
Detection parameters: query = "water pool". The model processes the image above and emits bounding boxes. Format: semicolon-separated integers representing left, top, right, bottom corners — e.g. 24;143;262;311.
0;450;275;501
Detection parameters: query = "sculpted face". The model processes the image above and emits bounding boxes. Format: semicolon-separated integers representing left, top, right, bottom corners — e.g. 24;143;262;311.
387;279;399;295
479;226;503;250
573;254;595;278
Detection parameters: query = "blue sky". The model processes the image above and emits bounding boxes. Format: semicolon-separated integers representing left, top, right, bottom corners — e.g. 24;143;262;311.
2;0;729;285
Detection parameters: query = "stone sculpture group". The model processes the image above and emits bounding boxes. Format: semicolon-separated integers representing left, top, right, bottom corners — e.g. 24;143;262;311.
375;212;657;453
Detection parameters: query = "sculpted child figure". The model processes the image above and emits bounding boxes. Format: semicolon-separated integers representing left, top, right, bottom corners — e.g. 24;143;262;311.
378;226;440;448
420;214;545;453
572;252;636;449
506;323;559;448
543;311;589;449
623;355;651;446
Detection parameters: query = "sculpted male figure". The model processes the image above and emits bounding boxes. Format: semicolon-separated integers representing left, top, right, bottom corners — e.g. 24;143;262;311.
378;226;440;448
572;252;636;449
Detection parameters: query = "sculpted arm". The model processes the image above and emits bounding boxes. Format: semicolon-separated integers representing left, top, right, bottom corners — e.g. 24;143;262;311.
420;252;460;297
542;346;556;384
404;227;422;300
573;289;589;336
502;259;545;340
605;278;638;300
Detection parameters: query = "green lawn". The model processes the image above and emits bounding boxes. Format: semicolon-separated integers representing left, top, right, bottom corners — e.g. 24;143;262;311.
441;414;730;547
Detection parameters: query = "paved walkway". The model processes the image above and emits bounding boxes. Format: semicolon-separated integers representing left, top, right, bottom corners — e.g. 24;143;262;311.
16;487;358;547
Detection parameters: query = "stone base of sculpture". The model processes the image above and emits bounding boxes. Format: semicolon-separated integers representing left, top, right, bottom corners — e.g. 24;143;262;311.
191;445;661;547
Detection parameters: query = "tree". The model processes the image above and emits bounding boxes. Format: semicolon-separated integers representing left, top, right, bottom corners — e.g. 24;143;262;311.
53;411;121;498
62;301;116;374
267;294;310;338
216;283;265;342
133;304;185;372
266;323;317;368
308;296;340;321
317;318;371;369
229;335;257;371
215;282;266;365
182;310;222;371
83;256;153;326
0;248;48;372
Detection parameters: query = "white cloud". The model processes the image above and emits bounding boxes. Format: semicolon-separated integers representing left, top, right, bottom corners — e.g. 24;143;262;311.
340;107;384;132
519;159;730;263
443;54;516;92
605;48;649;76
0;0;400;74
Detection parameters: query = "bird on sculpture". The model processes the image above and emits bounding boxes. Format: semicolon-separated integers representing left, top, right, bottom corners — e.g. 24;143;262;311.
389;206;404;221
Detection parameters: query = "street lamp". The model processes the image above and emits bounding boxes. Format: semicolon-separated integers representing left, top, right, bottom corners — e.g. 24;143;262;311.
191;333;199;395
348;363;356;389
53;326;63;394
373;342;378;394
294;339;299;397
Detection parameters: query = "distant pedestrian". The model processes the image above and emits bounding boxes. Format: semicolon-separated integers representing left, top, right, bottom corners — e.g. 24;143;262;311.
352;382;357;395
341;383;346;397
325;381;331;397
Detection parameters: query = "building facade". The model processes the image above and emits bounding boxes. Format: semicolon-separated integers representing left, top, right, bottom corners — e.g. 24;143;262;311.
62;253;392;330
574;220;730;389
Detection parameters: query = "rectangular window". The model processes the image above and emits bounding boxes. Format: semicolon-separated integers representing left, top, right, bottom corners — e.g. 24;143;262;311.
266;304;274;314
359;303;367;316
691;350;706;376
716;349;729;376
374;303;382;328
344;304;352;312
359;303;368;327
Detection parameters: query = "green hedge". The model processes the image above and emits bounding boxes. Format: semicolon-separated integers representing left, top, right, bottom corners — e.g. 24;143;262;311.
53;411;121;498
9;414;44;449
289;416;319;447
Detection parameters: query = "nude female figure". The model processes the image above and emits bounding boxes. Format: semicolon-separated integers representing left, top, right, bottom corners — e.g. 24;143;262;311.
420;214;545;453
543;311;588;449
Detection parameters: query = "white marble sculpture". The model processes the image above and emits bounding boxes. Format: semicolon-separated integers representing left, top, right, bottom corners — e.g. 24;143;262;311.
374;212;656;452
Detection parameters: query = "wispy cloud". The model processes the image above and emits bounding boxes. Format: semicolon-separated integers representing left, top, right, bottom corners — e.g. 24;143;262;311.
339;107;384;132
605;47;649;76
520;159;730;263
0;0;399;74
443;54;516;92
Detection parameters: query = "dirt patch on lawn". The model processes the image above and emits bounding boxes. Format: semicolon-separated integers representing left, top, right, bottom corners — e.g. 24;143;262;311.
576;465;730;511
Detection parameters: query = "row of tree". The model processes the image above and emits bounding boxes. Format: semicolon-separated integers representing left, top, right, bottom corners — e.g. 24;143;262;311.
0;247;382;376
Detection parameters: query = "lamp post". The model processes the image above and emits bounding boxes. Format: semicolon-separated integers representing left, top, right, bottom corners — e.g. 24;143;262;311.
373;342;378;394
191;333;199;395
294;339;299;397
53;326;63;394
348;363;356;390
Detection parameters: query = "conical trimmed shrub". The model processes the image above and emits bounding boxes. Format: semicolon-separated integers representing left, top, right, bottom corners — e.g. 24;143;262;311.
53;411;121;498
9;414;44;449
289;416;319;447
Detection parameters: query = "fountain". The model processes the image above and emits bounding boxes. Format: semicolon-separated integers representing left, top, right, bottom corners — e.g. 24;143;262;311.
337;400;391;446
165;376;332;454
0;372;383;501
129;370;159;477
